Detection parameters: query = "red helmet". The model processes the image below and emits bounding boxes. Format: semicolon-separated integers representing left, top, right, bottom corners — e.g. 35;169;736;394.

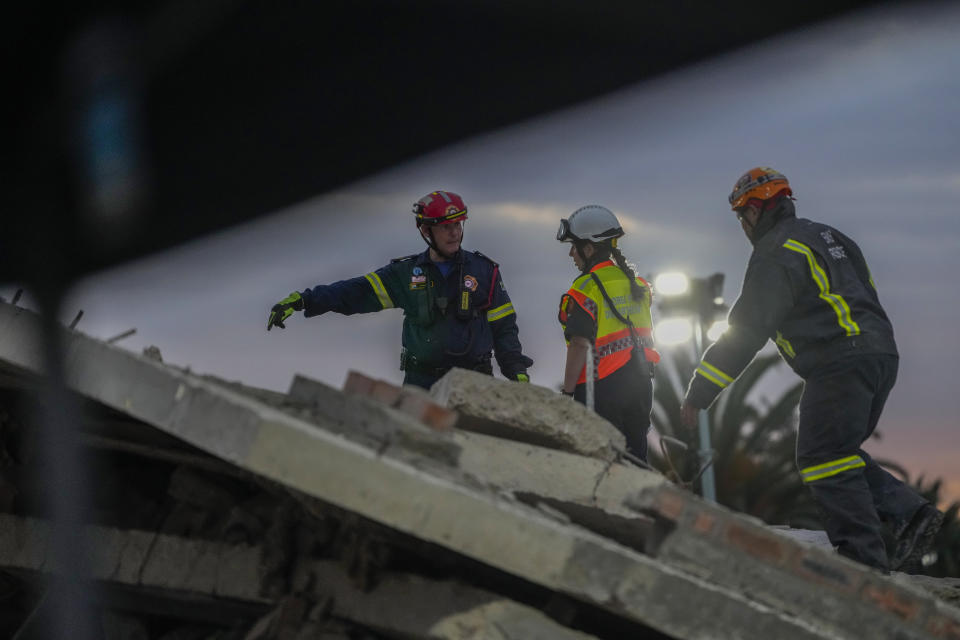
413;190;468;227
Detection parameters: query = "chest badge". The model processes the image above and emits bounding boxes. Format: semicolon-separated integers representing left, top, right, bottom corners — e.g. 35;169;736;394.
463;275;478;292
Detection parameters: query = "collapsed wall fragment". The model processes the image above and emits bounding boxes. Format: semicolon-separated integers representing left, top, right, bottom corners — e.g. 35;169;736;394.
0;300;957;640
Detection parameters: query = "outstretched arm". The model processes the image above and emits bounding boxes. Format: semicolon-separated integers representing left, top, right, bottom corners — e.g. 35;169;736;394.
267;265;400;331
684;258;793;409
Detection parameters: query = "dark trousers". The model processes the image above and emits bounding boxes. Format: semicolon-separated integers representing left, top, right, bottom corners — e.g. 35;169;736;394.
575;355;653;461
797;354;926;571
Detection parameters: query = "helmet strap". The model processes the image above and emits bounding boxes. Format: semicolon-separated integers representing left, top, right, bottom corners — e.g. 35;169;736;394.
419;225;437;252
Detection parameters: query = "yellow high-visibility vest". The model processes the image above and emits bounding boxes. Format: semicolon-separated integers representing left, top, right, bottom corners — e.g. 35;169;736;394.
559;260;659;384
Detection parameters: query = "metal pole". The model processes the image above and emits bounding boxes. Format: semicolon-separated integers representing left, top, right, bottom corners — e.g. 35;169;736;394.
33;289;97;640
693;317;717;503
584;344;595;413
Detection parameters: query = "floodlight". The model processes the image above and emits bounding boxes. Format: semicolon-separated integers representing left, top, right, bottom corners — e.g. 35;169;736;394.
654;317;693;346
654;272;689;296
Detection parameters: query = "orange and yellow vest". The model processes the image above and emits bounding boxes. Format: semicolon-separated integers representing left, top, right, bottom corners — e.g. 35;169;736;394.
558;260;660;385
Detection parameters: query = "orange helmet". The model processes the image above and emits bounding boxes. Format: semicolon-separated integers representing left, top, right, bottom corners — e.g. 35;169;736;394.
729;167;792;210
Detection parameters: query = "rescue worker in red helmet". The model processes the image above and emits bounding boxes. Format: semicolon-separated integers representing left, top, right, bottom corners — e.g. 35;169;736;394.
267;190;533;389
557;205;660;461
680;167;942;572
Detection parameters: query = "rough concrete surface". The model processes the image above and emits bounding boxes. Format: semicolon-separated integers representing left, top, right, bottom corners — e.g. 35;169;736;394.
0;514;268;603
429;367;625;459
305;559;599;639
628;484;960;640
3;300;960;640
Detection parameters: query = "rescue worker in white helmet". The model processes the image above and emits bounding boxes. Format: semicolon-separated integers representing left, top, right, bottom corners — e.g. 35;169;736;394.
557;205;660;461
267;190;533;389
680;167;942;573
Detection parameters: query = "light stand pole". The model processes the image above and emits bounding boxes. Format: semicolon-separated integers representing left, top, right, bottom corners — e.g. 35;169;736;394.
692;314;717;503
653;271;725;504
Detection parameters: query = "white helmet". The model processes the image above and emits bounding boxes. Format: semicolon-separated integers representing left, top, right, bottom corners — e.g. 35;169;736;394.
556;205;624;243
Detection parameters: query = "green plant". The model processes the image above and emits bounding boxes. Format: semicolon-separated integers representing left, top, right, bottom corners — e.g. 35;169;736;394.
650;348;820;528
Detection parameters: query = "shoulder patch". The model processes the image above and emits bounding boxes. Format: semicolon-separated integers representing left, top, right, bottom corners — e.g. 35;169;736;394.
390;254;418;263
471;250;499;267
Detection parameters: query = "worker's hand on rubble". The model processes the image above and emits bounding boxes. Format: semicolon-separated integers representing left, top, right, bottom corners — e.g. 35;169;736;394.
679;400;699;441
267;292;304;331
514;372;529;383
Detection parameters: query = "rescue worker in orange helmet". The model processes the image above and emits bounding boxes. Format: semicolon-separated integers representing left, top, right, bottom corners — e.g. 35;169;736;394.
680;167;942;572
557;205;660;461
267;190;533;389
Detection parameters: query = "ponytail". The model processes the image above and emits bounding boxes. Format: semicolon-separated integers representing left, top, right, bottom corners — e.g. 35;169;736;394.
611;246;648;305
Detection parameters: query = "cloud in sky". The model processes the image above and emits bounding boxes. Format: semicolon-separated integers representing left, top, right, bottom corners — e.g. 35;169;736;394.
9;2;954;500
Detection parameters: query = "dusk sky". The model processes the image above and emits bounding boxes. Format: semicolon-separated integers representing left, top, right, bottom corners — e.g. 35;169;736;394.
7;3;957;503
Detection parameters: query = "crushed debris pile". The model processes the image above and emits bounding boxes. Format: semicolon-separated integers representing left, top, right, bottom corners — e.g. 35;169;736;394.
0;300;958;640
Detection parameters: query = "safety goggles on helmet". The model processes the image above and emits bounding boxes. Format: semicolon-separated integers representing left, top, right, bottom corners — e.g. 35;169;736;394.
556;218;576;242
557;205;625;244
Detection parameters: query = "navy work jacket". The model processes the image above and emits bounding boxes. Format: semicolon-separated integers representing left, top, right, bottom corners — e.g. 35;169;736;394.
300;248;533;378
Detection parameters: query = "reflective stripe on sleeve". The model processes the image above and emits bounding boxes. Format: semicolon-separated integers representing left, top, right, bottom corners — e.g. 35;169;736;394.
364;272;394;310
782;239;861;336
487;302;515;322
695;361;735;389
775;331;796;358
800;455;866;483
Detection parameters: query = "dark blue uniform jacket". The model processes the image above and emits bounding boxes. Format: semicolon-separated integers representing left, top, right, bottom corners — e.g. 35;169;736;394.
300;248;533;379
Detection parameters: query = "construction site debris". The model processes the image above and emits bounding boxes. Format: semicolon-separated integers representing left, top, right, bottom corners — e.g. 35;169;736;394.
0;300;958;640
429;367;625;460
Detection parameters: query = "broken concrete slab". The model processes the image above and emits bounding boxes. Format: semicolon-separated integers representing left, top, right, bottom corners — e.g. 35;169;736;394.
0;302;837;639
303;559;600;640
341;370;458;432
429;367;625;459
339;370;665;547
628;483;960;640
284;373;461;468
452;430;663;512
0;513;269;605
907;576;960;608
770;526;834;551
451;430;660;551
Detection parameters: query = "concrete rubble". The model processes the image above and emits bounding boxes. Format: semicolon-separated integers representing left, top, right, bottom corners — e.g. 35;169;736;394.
0;299;958;640
429;367;626;460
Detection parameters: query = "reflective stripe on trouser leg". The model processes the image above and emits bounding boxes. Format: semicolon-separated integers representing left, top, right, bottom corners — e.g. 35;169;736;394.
800;455;866;483
803;464;888;570
797;357;896;571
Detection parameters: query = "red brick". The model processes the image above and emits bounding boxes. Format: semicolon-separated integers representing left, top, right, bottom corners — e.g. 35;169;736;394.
790;549;862;594
860;583;922;622
724;522;787;564
655;487;688;522
926;614;960;639
691;512;716;535
370;380;402;405
396;393;457;432
343;371;377;395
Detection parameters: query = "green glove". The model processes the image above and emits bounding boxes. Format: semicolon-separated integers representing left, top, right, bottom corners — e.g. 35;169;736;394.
267;292;304;331
514;372;529;383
